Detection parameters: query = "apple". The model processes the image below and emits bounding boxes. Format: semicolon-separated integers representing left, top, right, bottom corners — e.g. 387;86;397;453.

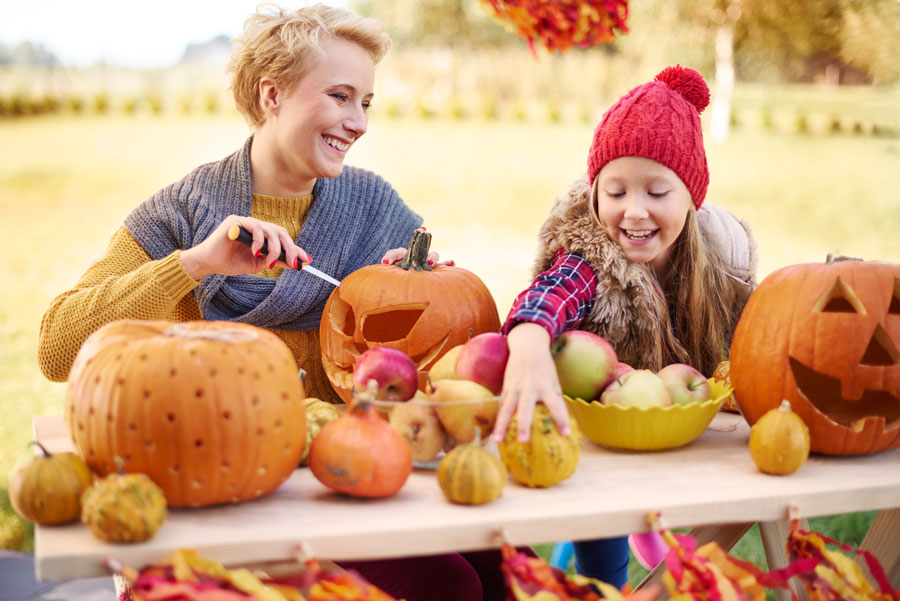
551;330;618;402
614;361;634;380
454;332;509;395
600;369;671;409
389;395;447;462
430;379;499;444
426;344;464;391
657;363;712;406
352;347;418;402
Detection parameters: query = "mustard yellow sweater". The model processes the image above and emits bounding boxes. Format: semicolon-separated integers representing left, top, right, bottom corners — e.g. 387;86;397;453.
38;194;342;404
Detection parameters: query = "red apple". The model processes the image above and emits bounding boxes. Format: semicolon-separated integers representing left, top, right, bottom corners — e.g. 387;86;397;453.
454;332;509;395
656;363;712;406
600;369;671;409
551;330;618;402
353;347;418;402
614;362;634;379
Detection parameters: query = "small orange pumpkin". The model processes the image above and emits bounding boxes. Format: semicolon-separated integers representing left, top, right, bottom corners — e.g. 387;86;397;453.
66;320;306;507
8;442;93;525
319;228;501;402
731;256;900;455
308;397;412;498
749;400;810;475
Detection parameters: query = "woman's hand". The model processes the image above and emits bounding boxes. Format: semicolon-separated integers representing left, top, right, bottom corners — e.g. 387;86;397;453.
380;247;453;267
492;322;570;443
179;215;312;281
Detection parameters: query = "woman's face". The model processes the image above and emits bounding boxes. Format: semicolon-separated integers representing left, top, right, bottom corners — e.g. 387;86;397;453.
594;156;692;274
261;37;375;192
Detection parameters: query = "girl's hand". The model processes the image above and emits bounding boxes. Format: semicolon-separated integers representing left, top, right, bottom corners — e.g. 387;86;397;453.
492;322;571;443
380;247;453;267
180;215;312;280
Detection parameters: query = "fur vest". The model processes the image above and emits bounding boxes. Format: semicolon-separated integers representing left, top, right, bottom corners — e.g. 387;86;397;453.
533;176;758;372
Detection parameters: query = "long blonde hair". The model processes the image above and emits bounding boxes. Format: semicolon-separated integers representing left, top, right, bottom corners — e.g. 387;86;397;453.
660;209;747;376
227;3;391;128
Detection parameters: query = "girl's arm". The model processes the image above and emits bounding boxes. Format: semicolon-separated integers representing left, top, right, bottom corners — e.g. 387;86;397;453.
493;251;598;442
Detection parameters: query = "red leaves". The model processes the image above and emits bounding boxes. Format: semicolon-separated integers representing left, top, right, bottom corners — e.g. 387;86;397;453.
481;0;629;54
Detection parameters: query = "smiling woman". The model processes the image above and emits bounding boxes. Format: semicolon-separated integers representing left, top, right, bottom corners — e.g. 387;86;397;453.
31;4;525;600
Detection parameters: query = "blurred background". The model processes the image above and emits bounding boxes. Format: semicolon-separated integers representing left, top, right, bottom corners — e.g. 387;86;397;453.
2;0;899;584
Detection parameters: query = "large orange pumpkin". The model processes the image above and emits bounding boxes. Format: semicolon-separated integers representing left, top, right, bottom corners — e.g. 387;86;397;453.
320;228;501;402
730;257;900;456
66;320;307;507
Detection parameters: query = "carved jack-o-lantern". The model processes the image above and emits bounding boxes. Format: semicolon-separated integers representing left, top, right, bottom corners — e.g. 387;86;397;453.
320;229;501;402
730;256;900;456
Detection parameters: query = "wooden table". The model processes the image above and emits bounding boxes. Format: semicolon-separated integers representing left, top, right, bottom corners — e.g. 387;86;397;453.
33;412;900;599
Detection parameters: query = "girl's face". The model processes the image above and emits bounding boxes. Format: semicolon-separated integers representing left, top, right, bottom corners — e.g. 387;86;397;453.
260;37;375;193
594;156;693;274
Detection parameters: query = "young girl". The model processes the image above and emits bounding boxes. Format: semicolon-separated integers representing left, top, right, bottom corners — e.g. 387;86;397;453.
491;65;758;588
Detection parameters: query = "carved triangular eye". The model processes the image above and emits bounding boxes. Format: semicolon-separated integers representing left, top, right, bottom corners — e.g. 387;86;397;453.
812;277;866;314
361;304;428;343
890;278;900;315
861;324;900;366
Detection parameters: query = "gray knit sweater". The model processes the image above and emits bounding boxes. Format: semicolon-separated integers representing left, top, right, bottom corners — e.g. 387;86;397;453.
125;136;422;331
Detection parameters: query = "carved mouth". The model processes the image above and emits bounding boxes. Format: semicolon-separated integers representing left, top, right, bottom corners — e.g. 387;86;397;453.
790;358;900;430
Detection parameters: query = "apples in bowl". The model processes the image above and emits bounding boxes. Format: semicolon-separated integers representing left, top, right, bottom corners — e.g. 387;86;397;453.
354;336;507;468
564;364;732;451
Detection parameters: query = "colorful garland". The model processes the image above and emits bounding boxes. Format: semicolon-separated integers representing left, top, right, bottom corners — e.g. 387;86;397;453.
481;0;629;54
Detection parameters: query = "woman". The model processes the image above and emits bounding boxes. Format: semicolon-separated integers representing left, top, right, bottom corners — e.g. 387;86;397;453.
38;4;421;405
38;5;510;600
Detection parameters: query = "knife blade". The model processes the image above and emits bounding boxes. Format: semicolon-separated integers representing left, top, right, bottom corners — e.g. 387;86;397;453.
227;225;341;287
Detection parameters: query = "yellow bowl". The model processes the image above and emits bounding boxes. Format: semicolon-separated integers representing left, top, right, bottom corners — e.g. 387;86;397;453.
565;379;732;451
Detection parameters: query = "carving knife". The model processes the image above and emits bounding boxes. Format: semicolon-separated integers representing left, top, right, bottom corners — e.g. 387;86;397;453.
227;225;341;287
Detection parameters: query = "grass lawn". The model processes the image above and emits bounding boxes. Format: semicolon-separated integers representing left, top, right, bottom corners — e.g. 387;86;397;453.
0;113;897;586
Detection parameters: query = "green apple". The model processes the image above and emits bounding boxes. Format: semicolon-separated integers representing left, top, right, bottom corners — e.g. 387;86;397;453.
389;398;447;462
600;369;672;409
657;363;712;406
426;344;464;391
430;379;498;443
551;330;618;402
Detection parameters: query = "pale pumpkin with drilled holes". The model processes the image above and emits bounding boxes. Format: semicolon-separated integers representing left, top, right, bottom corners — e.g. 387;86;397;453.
65;320;306;507
319;228;501;402
749;400;810;475
731;256;900;455
8;442;93;525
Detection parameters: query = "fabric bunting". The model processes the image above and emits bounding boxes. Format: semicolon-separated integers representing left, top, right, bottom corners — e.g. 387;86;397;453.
784;519;899;601
111;548;401;601
500;543;659;601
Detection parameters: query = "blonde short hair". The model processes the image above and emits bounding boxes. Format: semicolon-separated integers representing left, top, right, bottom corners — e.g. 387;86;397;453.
227;3;391;128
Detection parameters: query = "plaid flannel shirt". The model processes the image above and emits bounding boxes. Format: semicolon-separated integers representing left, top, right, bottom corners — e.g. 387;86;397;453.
502;249;598;339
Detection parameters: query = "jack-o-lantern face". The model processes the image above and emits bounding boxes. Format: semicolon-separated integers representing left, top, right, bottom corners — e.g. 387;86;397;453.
730;257;900;456
320;230;501;403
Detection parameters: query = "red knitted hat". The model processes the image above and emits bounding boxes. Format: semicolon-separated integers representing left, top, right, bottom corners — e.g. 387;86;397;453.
587;65;711;208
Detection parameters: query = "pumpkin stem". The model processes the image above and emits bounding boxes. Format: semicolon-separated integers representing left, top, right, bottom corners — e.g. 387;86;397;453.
778;399;793;412
114;456;126;475
31;441;52;458
397;228;432;272
826;253;862;264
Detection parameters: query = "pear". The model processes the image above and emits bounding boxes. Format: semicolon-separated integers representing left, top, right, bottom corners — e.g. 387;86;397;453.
426;344;464;392
430;379;498;444
389;400;447;462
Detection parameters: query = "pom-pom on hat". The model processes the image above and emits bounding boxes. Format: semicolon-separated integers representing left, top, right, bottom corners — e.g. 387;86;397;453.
587;65;711;208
